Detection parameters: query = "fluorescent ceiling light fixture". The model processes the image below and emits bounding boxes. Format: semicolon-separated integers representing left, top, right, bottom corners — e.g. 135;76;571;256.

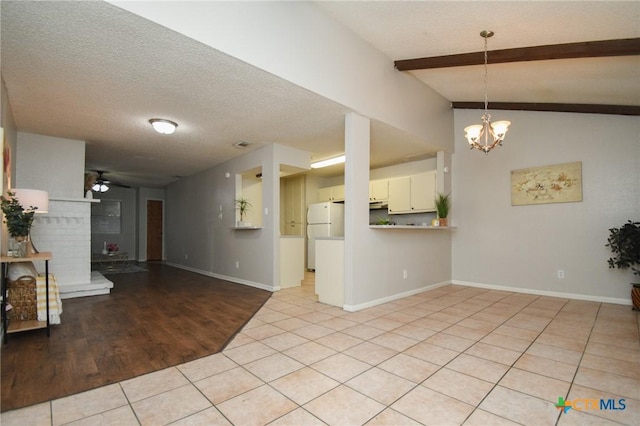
149;118;178;135
311;155;346;169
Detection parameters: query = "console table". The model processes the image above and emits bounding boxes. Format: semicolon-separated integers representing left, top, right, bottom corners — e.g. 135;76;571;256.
1;252;52;344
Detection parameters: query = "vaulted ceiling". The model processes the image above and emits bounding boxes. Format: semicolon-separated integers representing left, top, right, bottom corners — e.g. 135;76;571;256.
2;1;638;187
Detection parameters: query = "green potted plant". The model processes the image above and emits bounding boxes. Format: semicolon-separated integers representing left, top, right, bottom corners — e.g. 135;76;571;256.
606;220;640;310
1;191;37;256
435;193;451;227
235;197;252;227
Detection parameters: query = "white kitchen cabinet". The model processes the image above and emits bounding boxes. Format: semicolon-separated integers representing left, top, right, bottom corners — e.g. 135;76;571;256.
388;177;411;213
318;184;345;202
369;179;389;202
411;172;436;212
388;172;436;214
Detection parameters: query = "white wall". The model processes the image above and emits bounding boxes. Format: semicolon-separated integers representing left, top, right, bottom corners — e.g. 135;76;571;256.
452;109;640;303
109;1;453;152
14;132;94;291
15;132;85;199
344;113;452;310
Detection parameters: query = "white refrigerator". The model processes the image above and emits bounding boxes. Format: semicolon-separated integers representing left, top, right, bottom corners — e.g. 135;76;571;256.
307;202;345;270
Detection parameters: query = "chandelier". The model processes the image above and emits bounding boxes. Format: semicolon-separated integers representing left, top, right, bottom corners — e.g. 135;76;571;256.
464;30;510;154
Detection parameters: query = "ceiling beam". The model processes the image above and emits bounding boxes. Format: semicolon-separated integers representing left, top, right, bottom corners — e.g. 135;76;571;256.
451;102;640;116
395;38;640;71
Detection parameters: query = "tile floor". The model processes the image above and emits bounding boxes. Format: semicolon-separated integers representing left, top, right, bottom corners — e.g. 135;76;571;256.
2;281;639;425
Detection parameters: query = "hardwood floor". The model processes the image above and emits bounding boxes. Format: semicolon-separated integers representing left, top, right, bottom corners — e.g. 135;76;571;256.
0;263;271;412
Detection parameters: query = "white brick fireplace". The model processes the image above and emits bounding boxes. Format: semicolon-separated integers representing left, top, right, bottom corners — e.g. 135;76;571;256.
31;198;112;299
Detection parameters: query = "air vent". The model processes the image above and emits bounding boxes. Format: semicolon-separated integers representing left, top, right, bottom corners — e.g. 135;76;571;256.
234;141;251;148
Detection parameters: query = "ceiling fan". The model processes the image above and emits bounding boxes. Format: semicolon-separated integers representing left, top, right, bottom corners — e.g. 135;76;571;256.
89;170;130;192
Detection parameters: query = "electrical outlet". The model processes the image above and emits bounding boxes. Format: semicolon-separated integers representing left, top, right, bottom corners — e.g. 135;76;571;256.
403;269;408;279
235;261;240;269
557;269;565;279
185;254;188;260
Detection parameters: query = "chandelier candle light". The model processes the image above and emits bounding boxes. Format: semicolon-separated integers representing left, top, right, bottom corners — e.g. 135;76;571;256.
464;30;511;154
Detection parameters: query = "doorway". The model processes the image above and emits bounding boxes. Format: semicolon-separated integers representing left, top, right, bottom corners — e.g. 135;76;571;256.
146;200;163;261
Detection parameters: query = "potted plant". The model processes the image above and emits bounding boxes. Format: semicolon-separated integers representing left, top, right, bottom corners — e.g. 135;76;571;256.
435;193;451;227
606;220;640;310
235;197;251;227
1;191;37;256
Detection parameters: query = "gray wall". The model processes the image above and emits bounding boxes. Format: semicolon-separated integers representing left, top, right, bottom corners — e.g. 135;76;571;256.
452;109;640;302
92;186;137;260
165;143;310;291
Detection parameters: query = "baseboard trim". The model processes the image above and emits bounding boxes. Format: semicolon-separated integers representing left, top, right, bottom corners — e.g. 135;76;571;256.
165;262;276;292
343;281;451;312
451;280;631;306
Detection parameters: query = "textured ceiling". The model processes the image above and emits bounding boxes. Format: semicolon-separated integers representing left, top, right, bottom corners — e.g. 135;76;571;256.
319;1;640;106
2;1;639;188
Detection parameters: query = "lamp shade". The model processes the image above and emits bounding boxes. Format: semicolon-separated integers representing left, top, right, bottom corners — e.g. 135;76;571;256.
491;121;511;138
12;188;49;213
464;124;483;144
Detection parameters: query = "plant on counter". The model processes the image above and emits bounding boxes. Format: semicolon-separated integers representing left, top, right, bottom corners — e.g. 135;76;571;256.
606;220;640;310
435;193;451;226
376;217;393;225
1;191;36;238
235;197;252;223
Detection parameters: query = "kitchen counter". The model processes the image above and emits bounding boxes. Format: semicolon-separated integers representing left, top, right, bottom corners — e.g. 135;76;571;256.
370;225;457;230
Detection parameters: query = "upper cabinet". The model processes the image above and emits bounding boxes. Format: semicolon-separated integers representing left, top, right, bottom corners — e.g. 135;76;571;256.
318;184;345;202
388;171;436;214
369;179;389;202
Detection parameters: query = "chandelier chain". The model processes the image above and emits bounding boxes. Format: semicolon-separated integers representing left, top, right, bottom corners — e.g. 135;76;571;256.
483;34;489;114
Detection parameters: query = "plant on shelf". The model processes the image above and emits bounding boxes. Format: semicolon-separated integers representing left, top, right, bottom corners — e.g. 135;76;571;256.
606;220;640;310
1;191;36;238
376;217;393;225
235;197;252;226
435;193;451;226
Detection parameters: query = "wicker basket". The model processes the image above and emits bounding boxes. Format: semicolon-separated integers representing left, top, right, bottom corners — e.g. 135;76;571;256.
7;275;37;321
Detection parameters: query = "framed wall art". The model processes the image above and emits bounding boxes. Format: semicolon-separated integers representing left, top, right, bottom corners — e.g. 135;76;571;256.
511;161;582;206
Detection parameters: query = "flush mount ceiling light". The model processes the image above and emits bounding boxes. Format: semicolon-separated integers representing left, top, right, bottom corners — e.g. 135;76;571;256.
149;118;178;135
310;155;346;169
464;30;511;154
234;141;252;149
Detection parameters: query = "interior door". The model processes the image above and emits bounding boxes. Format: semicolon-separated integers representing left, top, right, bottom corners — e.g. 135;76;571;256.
283;175;305;236
146;200;163;261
